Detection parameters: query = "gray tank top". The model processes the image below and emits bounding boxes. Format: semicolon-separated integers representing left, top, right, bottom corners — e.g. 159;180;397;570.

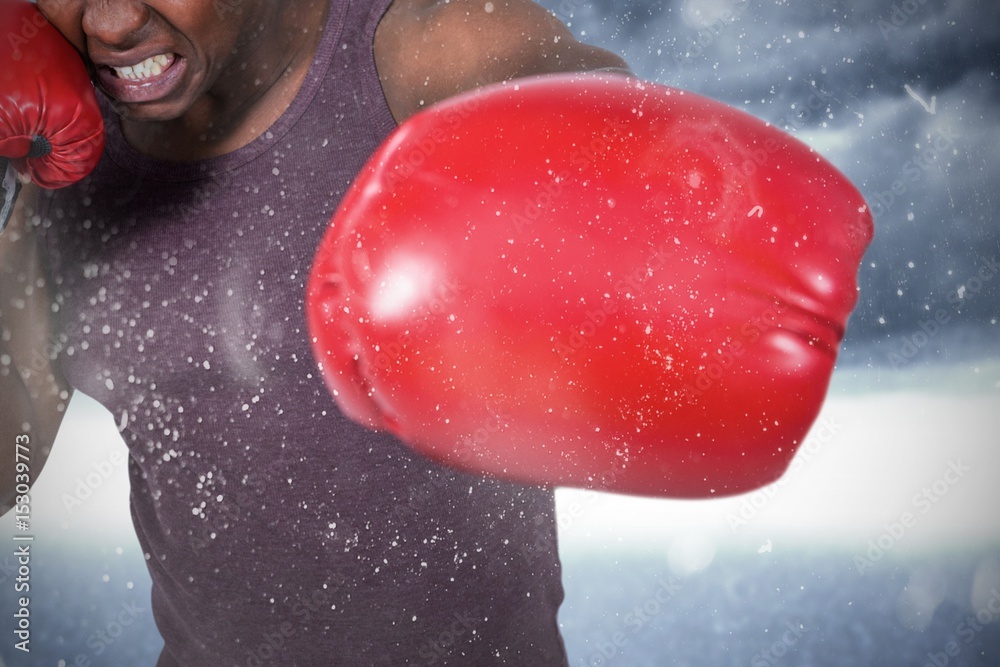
38;1;568;664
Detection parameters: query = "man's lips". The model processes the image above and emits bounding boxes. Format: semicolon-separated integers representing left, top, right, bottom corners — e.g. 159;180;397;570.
94;52;188;105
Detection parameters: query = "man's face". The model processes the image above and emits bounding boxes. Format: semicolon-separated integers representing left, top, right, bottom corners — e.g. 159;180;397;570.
37;0;270;121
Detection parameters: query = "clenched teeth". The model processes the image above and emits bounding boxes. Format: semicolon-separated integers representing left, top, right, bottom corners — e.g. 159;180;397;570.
113;54;173;81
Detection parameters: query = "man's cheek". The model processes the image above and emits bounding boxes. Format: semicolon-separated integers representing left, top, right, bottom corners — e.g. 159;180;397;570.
34;2;87;53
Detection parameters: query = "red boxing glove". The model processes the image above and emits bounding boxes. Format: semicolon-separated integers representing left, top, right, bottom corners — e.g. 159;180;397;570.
1;0;104;189
307;74;873;498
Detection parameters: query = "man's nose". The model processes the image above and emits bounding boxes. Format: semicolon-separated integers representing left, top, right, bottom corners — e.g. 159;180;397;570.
81;0;151;51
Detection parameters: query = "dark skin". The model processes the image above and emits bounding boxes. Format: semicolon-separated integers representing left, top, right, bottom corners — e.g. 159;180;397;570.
2;0;629;511
36;0;630;161
375;0;631;121
37;0;333;160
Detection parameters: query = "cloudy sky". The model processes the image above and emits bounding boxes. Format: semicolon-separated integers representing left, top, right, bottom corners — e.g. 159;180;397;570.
540;0;1000;369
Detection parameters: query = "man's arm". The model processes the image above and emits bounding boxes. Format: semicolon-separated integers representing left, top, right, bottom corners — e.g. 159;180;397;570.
375;0;632;122
0;182;72;515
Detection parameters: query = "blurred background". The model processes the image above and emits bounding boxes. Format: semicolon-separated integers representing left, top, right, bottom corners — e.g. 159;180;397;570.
2;0;998;665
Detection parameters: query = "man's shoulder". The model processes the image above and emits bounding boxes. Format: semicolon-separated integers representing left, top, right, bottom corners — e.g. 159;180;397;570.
375;0;628;122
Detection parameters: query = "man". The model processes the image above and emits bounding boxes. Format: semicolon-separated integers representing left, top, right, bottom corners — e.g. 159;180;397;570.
1;0;628;663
